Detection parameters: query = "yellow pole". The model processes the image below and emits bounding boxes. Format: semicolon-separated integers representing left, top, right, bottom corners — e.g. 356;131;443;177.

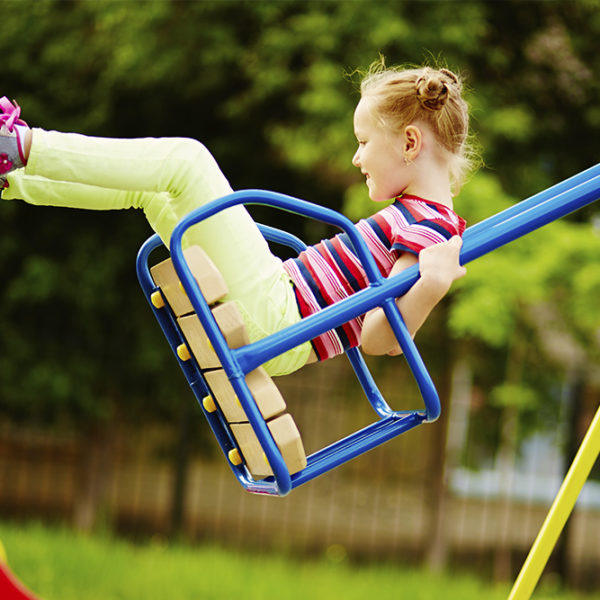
508;403;600;600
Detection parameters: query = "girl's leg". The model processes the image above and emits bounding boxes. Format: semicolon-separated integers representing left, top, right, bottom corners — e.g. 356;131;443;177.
7;134;313;375
5;171;185;245
4;171;179;248
5;171;160;212
22;133;287;310
24;130;274;290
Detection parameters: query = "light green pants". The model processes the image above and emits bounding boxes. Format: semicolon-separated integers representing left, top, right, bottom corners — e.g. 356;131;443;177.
4;129;312;376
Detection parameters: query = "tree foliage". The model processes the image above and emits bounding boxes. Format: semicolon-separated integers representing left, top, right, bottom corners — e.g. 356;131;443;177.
0;1;598;442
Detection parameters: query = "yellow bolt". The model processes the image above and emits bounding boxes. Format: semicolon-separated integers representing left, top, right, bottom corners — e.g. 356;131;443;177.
206;337;213;352
228;448;243;466
150;291;165;309
176;344;191;361
202;395;217;413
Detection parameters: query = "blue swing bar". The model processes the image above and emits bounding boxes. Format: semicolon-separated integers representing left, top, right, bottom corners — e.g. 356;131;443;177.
137;163;599;496
255;225;393;421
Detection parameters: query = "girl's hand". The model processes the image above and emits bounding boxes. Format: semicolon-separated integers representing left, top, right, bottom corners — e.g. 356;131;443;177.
361;236;466;357
418;235;466;295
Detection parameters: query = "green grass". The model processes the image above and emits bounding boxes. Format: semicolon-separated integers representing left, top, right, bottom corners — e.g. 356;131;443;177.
0;520;594;600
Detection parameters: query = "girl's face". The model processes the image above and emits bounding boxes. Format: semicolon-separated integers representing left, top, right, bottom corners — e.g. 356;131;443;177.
352;97;408;202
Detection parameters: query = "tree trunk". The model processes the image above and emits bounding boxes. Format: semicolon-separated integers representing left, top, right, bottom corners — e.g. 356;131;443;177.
424;301;455;572
493;336;526;582
170;406;193;539
494;404;519;581
73;423;114;532
555;374;587;587
426;356;473;572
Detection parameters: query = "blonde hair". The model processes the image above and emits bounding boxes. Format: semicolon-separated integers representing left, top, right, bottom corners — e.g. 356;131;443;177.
360;59;475;192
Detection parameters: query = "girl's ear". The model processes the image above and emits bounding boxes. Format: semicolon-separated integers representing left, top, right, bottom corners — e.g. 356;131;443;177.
403;125;423;162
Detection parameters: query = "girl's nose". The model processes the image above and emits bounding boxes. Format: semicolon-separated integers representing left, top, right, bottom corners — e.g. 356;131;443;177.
352;148;360;168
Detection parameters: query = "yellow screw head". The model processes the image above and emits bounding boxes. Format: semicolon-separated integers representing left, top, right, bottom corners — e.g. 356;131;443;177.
228;448;243;466
202;395;217;413
151;291;165;309
177;344;191;361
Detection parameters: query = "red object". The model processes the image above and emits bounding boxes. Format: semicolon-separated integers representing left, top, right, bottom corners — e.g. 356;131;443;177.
0;563;41;600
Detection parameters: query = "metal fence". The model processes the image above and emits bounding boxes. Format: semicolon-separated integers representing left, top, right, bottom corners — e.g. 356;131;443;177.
0;357;598;591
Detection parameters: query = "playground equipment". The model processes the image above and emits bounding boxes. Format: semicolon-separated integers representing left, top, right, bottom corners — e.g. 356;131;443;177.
0;541;40;600
137;163;599;594
508;403;600;599
137;162;599;496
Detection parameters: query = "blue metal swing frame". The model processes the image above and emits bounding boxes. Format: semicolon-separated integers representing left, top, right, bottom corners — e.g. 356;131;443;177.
137;163;600;497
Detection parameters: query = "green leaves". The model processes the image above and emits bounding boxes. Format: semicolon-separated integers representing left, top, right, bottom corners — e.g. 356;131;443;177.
490;383;539;411
0;0;597;434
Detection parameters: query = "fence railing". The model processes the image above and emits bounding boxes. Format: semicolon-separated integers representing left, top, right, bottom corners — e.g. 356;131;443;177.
1;358;598;591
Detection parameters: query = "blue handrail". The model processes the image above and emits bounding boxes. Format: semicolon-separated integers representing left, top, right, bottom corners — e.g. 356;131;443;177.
169;190;441;421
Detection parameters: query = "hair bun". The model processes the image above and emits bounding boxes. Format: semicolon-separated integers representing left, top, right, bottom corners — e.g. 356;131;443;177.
415;68;460;112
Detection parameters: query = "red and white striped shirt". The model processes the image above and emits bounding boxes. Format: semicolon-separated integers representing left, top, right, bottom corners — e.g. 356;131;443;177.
283;194;466;361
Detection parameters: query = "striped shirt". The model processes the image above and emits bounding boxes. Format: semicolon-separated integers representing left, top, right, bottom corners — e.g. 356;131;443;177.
282;194;466;361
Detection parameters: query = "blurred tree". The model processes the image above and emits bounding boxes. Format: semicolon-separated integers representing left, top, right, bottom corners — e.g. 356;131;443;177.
0;0;597;559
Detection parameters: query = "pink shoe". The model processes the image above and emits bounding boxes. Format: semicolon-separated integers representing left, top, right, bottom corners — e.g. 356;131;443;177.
0;97;28;178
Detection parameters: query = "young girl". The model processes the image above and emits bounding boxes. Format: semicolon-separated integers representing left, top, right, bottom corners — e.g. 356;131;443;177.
0;62;469;377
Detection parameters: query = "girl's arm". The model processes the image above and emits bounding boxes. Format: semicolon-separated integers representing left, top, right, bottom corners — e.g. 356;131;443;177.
360;236;466;356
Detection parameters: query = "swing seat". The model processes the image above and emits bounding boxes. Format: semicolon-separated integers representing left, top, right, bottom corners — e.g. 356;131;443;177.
137;165;600;496
150;246;307;480
137;192;439;497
